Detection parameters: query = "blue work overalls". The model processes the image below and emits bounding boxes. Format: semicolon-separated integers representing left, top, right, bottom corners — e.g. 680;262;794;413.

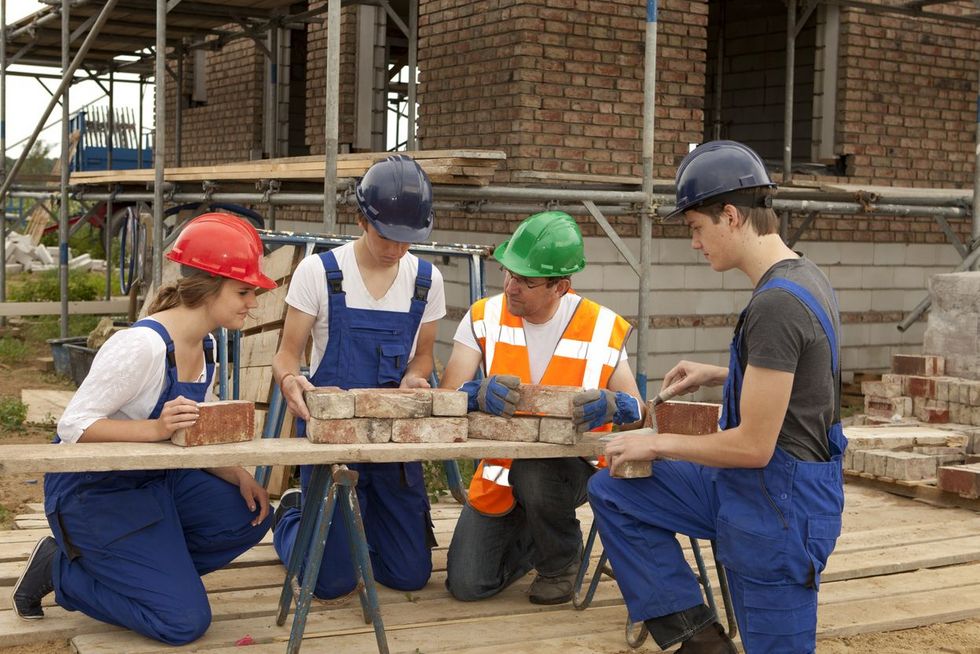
588;278;846;653
272;250;435;598
43;321;271;646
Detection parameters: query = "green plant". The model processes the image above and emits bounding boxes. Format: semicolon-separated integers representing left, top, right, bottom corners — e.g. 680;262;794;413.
0;504;10;529
0;336;30;364
422;459;475;503
32;315;104;342
0;396;28;430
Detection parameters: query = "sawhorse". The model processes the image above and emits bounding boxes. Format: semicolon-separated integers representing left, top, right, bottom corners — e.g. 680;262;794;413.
276;463;390;654
572;522;737;648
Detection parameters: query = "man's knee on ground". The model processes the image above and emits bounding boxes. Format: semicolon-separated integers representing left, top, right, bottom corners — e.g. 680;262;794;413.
314;573;358;600
445;566;489;602
377;563;432;593
151;602;211;646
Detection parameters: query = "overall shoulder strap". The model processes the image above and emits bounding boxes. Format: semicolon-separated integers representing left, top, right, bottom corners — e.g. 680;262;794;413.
133;319;176;369
409;258;433;319
318;249;345;296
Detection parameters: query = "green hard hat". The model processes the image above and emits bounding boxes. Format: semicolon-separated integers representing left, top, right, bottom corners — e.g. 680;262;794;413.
493;211;586;277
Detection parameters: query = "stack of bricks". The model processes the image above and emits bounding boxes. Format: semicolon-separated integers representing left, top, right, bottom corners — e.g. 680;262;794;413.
172;400;255;447
862;354;980;426
304;388;468;444
466;385;583;445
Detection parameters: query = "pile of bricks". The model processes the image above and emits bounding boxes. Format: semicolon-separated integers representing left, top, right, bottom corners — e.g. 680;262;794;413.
467;385;583;445
305;388;469;444
862;354;980;426
172;400;255;447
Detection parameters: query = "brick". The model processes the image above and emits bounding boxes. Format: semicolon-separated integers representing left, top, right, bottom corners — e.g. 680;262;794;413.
538;418;580;445
431;390;468;416
172;400;254;447
306;418;392;444
654;401;721;436
351;389;432;418
892;354;945;377
851;449;867;473
863;450;892;477
467;414;540;442
609;456;652;479
391;418;467;443
883;451;938;481
516;384;580;417
905;376;937;399
937;463;980;498
865;395;912;419
862;380;904;399
920;401;950;424
305;387;355;420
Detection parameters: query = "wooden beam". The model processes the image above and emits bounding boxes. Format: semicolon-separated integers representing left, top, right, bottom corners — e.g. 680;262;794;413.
0;299;130;317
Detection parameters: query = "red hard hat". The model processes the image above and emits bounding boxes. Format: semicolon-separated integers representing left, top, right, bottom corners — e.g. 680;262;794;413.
166;213;276;289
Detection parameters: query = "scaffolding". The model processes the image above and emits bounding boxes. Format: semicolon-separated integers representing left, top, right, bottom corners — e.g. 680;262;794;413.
0;0;978;393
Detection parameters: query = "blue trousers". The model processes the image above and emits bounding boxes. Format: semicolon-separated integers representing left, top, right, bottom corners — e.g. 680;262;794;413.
273;462;433;598
589;461;822;653
47;469;270;645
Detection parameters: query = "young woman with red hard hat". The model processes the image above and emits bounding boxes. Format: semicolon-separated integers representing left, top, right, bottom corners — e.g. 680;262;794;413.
12;213;276;645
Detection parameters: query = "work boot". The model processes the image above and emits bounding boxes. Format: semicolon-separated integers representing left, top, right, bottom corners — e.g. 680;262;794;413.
528;556;580;605
676;622;737;654
273;487;302;531
12;536;57;620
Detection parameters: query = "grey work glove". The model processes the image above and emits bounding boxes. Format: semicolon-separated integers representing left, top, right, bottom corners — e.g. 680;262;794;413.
572;389;642;432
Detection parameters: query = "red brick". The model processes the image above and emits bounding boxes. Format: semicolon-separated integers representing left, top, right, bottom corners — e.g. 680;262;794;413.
653;401;721;436
351;389;432;418
172;400;254;447
516;384;580;417
892;354;945;377
467;414;540;442
306;418;392;444
305;387;355;420
431;390;468;417
937;463;980;498
391;418;468;443
865;395;912;419
538;417;579;445
905;376;937;399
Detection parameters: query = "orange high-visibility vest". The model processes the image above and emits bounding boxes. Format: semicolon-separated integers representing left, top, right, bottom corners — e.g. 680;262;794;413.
467;293;632;517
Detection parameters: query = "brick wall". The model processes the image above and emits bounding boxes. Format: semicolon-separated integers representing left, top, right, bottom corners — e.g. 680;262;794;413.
164;40;264;165
305;1;358;155
835;7;979;186
418;0;706;182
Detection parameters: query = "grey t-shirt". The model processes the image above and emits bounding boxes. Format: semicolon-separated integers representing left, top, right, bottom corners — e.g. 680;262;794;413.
738;256;838;462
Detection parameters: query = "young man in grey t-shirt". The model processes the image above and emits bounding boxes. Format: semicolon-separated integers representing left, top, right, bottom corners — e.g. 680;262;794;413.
589;141;846;654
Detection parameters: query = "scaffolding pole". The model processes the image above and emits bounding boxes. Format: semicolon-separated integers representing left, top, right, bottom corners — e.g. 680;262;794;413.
973;61;980;269
637;0;658;399
407;0;417;150
323;0;340;232
1;0;7;318
781;0;797;241
59;0;70;338
153;0;166;288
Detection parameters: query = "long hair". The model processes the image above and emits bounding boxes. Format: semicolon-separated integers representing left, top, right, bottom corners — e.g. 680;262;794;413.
146;267;225;314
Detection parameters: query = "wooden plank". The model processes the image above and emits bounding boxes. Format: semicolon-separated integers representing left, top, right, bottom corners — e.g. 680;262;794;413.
0;299;130;317
238;366;274;404
238;331;280;368
21;389;75;425
0;438;608;474
261;244;297;282
243;285;288;330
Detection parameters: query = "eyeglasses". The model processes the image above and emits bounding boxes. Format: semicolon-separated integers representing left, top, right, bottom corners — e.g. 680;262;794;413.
501;267;548;290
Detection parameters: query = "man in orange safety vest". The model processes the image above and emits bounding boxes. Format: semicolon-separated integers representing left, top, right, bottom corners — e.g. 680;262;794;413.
440;211;645;605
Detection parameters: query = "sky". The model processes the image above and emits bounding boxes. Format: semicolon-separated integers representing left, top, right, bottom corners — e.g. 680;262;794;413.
4;0;155;158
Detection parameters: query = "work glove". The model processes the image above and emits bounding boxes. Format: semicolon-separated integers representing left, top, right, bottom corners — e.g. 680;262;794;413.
572;389;642;432
459;375;521;417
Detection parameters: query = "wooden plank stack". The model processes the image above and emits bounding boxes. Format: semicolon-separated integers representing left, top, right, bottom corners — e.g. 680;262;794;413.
68;149;506;187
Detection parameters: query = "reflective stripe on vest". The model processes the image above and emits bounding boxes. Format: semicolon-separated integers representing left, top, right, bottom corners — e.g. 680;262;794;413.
467;293;632;516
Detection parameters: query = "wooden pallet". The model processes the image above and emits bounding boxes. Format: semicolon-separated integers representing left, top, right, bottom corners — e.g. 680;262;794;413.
2;486;980;652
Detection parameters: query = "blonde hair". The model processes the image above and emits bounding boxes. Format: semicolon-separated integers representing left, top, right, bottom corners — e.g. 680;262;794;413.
146;269;225;314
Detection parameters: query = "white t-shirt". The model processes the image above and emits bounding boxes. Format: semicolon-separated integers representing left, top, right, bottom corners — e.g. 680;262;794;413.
453;293;627;384
57;319;215;444
286;242;446;372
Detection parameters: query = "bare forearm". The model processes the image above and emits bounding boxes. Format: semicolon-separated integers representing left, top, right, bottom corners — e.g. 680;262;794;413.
78;418;167;443
403;355;433;385
272;350;304;387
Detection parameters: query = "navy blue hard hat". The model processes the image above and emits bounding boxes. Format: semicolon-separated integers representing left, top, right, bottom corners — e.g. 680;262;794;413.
355;155;434;243
664;140;776;221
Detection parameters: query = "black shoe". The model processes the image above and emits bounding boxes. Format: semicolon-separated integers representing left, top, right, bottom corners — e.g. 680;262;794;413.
12;536;57;620
528;554;581;605
273;488;302;531
676;622;737;654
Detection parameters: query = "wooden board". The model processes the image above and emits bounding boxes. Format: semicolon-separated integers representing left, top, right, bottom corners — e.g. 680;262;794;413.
0;438;608;474
238;367;274;404
0;299;130;317
239;331;280;369
21;389;75;425
243;285;288;331
261;244;298;282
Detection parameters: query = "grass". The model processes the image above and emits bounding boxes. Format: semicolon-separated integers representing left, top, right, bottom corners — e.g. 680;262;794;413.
0;396;28;430
0;337;30;364
423;459;476;502
0;504;10;529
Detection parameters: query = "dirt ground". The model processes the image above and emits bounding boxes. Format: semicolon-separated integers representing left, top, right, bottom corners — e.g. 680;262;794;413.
1;323;979;653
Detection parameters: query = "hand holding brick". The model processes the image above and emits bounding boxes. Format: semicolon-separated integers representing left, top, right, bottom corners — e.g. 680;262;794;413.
172;400;255;447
